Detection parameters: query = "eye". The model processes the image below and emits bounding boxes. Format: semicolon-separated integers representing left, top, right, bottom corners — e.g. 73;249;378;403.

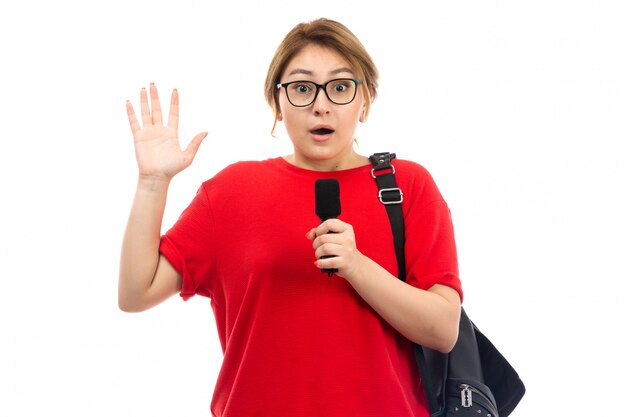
330;80;354;93
291;82;314;94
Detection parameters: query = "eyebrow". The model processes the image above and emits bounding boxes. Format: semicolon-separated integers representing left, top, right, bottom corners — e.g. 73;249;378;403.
287;67;355;77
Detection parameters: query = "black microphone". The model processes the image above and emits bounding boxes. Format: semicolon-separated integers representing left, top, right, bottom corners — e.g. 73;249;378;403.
315;179;341;276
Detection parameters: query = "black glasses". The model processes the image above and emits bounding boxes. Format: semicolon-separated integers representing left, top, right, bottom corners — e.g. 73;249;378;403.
277;78;361;107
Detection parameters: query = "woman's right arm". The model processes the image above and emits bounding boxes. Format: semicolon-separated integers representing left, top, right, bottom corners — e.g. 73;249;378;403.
118;84;207;312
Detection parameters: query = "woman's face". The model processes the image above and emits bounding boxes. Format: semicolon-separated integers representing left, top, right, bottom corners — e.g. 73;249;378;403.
278;44;365;171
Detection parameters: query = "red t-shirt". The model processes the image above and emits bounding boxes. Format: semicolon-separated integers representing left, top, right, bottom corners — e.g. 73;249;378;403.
160;157;462;417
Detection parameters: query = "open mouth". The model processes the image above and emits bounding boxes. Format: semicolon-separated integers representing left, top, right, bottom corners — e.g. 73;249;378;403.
310;128;334;135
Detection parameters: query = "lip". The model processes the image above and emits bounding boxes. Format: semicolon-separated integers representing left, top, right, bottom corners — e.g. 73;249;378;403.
309;124;335;142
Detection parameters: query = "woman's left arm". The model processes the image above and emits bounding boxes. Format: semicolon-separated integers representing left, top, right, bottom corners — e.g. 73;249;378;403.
308;219;461;353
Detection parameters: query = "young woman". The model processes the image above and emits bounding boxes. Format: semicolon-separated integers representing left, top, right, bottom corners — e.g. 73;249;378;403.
120;18;462;417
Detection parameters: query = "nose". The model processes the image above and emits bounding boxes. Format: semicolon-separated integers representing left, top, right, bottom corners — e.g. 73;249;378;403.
312;86;331;115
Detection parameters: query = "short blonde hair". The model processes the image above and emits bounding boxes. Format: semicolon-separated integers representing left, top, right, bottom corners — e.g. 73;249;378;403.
264;18;379;134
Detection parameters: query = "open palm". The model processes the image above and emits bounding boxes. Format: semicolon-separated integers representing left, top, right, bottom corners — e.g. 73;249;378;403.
126;84;206;180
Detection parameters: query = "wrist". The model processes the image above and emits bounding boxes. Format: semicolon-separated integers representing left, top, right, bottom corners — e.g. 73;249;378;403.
137;175;171;193
343;251;369;287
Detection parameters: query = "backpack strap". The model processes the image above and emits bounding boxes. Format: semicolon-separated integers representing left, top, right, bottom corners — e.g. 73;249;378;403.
368;152;406;281
368;152;440;416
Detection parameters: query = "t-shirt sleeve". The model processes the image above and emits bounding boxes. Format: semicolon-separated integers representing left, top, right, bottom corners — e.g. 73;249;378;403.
402;166;463;301
159;184;215;301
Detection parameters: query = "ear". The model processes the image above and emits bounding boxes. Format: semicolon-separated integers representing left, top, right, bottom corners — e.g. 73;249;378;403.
359;108;365;123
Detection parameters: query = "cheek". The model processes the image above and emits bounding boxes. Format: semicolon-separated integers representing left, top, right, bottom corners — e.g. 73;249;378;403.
341;106;363;126
342;94;365;124
283;116;303;137
278;95;301;125
279;103;304;131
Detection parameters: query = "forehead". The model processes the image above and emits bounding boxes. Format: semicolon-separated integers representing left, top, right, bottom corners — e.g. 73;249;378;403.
282;44;354;79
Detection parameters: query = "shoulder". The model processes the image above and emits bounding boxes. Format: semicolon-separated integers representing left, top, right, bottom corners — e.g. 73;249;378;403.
393;159;446;207
215;158;278;177
201;158;283;186
196;158;296;203
393;159;438;191
393;159;432;179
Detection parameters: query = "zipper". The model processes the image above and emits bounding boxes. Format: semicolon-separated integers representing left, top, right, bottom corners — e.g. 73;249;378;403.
459;384;473;407
458;383;495;409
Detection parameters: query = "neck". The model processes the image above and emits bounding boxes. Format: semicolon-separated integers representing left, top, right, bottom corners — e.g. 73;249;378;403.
285;152;369;172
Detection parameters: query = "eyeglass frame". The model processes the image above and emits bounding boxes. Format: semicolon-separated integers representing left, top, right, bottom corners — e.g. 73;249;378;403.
276;78;362;107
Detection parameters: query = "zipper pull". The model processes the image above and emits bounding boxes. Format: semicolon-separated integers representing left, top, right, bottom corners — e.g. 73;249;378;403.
459;384;473;408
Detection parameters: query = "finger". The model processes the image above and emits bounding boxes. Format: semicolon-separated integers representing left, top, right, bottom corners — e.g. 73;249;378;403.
314;223;330;236
140;87;152;126
150;83;163;125
312;232;342;250
126;100;141;135
167;89;179;130
315;243;343;259
316;219;348;235
183;131;208;162
315;256;342;272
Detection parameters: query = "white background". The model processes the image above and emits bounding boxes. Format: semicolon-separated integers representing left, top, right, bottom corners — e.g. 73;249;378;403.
1;1;624;416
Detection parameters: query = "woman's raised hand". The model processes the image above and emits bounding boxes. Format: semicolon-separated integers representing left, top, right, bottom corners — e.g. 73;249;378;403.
126;84;207;181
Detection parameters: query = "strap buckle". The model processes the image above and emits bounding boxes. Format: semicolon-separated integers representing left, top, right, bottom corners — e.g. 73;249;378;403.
378;187;403;205
369;152;397;178
371;164;395;179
